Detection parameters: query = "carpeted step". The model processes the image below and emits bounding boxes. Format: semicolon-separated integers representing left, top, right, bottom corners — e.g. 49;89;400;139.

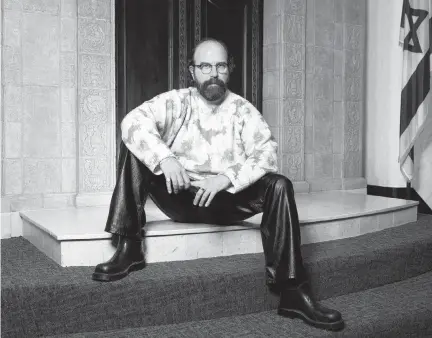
2;215;432;337
48;271;432;338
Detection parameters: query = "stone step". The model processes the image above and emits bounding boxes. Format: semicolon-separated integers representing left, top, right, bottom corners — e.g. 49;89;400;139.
20;190;418;266
3;216;432;337
48;271;432;338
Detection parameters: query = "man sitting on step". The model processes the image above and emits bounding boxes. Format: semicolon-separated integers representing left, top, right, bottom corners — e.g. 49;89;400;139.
92;38;344;332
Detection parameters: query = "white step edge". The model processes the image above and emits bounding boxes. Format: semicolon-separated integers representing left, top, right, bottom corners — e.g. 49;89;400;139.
20;198;418;266
20;191;419;241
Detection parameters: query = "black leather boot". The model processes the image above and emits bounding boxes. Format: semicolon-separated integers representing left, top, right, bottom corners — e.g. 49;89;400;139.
92;235;146;282
277;281;345;331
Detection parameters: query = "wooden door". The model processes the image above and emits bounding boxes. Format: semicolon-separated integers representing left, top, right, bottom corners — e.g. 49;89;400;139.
199;0;263;110
115;0;263;160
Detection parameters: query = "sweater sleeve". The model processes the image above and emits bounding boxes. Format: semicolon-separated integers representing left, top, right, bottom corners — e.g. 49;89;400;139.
223;104;278;194
120;93;176;174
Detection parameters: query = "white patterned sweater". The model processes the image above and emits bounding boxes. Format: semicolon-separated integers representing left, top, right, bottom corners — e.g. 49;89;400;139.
121;87;278;194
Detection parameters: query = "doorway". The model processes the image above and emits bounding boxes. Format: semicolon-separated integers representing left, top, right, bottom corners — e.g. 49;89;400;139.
115;0;263;159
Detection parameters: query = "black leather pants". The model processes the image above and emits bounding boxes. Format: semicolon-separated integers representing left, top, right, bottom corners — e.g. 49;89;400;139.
106;143;308;287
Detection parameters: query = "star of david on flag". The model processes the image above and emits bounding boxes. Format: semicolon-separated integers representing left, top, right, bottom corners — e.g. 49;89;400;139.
399;0;431;181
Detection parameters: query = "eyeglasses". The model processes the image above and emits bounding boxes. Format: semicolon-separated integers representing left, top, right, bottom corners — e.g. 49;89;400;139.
193;62;229;74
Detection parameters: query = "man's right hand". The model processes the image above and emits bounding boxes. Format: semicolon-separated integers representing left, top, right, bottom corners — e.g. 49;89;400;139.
159;157;191;194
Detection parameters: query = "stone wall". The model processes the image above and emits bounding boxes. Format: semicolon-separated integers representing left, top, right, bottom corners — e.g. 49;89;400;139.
1;0;116;214
263;0;366;192
1;0;366;222
263;0;308;192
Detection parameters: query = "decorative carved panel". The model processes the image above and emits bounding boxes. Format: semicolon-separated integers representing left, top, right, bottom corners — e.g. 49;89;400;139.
284;0;306;16
345;24;363;50
178;0;188;88
283;99;304;126
284;71;304;99
80;89;111;123
80;158;111;192
284;15;304;44
282;154;303;181
79;18;110;54
78;0;111;19
80;54;110;89
282;126;303;154
344;76;362;101
194;0;202;45
251;0;261;107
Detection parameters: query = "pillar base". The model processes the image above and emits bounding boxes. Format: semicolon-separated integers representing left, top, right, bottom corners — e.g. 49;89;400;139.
293;181;310;193
307;178;366;192
75;192;113;207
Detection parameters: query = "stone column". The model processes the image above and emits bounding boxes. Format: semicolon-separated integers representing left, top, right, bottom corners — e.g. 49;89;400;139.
341;1;366;188
75;0;116;206
263;0;309;193
2;0;78;210
304;0;366;191
60;0;79;202
1;0;116;210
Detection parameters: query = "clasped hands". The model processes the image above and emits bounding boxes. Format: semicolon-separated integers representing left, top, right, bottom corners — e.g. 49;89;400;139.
159;157;231;207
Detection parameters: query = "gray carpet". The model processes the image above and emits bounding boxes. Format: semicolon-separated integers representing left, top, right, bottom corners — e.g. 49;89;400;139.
2;214;432;337
48;271;432;338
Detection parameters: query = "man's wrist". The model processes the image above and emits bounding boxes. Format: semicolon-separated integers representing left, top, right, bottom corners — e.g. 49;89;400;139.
159;156;175;166
218;174;233;188
156;156;175;172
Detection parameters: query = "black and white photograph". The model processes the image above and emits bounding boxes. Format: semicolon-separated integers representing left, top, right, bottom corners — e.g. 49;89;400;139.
1;0;431;337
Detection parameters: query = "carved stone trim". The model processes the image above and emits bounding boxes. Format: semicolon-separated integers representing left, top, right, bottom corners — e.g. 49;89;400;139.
194;0;201;46
251;0;259;107
168;0;174;90
179;0;187;88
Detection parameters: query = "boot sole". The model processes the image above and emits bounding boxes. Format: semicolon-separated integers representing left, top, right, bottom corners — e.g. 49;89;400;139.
277;308;345;331
92;261;146;282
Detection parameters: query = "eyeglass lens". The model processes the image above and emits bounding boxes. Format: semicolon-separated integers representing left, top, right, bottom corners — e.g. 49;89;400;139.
199;63;228;74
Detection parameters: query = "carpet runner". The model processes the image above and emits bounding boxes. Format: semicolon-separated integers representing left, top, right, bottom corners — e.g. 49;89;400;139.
2;214;432;337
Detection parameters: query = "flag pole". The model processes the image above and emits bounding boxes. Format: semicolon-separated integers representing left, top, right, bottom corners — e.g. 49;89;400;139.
407;181;412;200
406;147;414;201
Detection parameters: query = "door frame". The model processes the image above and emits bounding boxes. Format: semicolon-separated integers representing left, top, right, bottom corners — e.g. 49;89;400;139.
115;0;263;162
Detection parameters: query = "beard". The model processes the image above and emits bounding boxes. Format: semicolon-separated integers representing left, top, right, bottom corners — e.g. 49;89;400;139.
196;78;228;102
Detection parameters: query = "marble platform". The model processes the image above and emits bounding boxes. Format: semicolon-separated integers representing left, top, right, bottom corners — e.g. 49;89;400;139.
20;190;419;267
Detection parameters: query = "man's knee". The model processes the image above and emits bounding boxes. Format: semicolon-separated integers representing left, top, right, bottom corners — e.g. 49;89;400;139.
267;174;294;193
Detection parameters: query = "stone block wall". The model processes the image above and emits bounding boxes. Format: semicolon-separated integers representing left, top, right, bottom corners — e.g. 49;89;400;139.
1;0;366;221
1;0;116;213
263;0;366;192
263;0;308;192
76;0;116;205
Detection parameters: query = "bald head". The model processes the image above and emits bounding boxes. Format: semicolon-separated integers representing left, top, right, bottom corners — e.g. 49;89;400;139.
192;39;228;65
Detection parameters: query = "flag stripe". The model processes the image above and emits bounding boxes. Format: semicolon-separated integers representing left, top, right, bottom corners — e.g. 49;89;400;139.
401;151;414;181
400;0;409;29
400;47;431;136
400;93;429;161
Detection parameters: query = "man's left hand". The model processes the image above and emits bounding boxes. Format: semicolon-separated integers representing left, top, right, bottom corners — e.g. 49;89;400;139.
191;175;232;207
